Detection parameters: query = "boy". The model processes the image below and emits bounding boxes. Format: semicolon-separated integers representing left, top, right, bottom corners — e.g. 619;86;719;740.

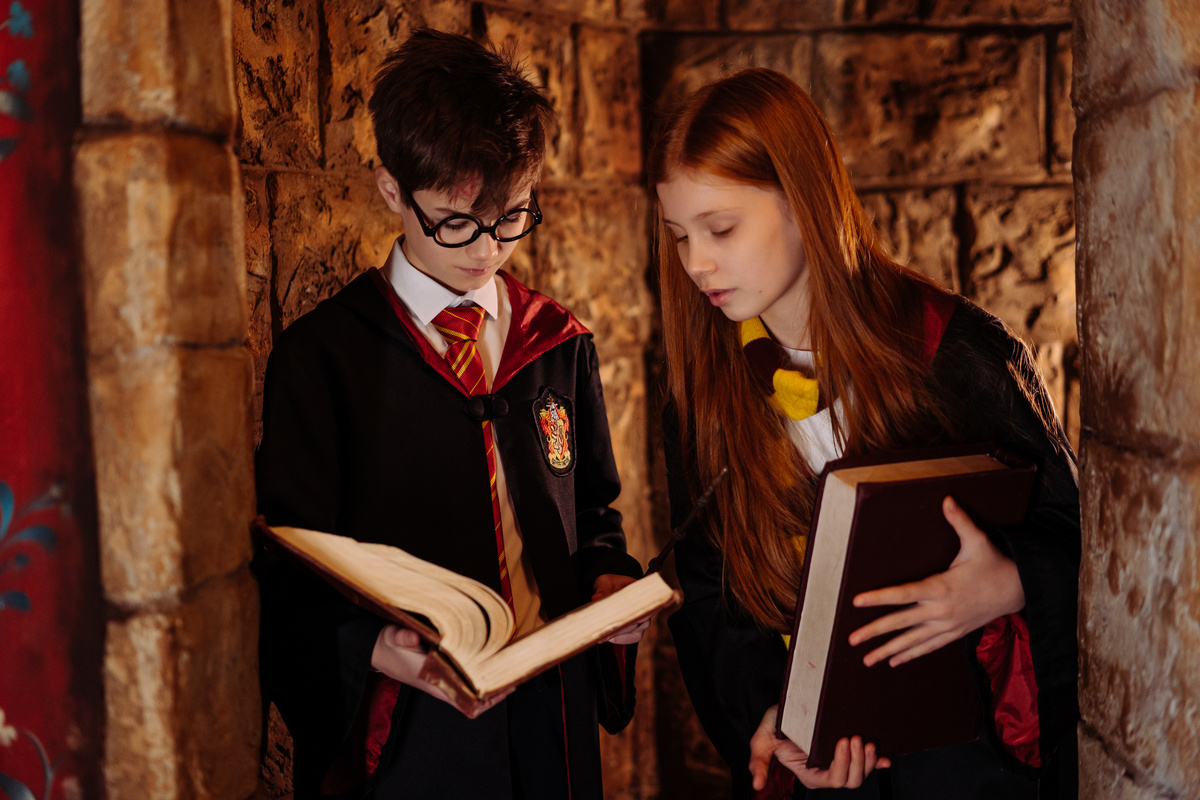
254;29;646;800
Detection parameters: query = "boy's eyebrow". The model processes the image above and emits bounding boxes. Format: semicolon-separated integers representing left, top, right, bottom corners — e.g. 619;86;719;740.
432;195;533;217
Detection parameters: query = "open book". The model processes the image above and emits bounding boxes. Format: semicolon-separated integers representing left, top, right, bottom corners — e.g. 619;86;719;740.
259;522;680;715
777;443;1036;768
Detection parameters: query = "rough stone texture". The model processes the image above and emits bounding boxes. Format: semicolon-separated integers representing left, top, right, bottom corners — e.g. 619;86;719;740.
244;168;273;443
103;612;180;800
1073;0;1200;119
577;28;642;182
1075;85;1200;450
323;0;470;171
88;345;256;607
860;188;959;292
1078;441;1200;791
626;0;720;28
597;352;651;560
641;33;813;121
104;569;260;800
814;33;1045;184
501;0;617;21
82;0;236;133
175;569;262;800
1052;31;1074;175
531;188;653;366
76;133;248;354
269;171;396;329
1078;733;1171;800
481;8;578;180
232;0;321;169
965;184;1076;347
725;0;838;31
848;0;1070;23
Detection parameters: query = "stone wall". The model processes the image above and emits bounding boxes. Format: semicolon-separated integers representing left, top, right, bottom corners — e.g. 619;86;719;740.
76;1;261;799
233;1;655;796
1074;1;1200;798
639;3;1077;792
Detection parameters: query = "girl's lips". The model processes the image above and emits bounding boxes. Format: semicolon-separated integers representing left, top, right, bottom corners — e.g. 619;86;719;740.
705;289;734;307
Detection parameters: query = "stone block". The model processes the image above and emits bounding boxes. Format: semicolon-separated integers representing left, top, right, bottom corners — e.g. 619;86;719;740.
103;613;180;800
625;0;720;28
964;184;1076;346
848;0;1070;23
82;0;236;133
577;28;641;182
1073;0;1200;121
1079;732;1175;800
1052;31;1074;176
77;133;248;355
642;34;813;121
104;570;260;800
176;569;261;800
597;352;651;561
499;0;617;20
243;168;272;443
1075;86;1200;449
725;0;837;31
528;187;653;364
481;8;577;180
814;33;1045;184
232;0;321;169
859;188;958;292
269;171;396;329
323;0;470;171
89;346;256;607
1078;442;1200;789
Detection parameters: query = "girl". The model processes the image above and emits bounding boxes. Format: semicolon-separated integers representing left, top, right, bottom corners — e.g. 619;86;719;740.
652;68;1080;799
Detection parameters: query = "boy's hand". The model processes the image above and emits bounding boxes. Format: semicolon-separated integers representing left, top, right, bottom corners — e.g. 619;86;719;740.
749;705;889;790
592;574;651;645
848;495;1026;667
371;624;511;717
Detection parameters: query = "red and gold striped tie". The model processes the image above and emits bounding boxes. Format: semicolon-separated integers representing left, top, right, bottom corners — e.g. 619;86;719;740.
432;304;514;610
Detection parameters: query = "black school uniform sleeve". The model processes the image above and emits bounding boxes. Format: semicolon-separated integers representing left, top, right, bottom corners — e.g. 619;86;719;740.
253;309;386;795
662;404;789;799
930;301;1081;784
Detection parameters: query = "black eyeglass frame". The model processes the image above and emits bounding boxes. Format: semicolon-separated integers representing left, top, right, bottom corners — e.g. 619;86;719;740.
406;190;543;248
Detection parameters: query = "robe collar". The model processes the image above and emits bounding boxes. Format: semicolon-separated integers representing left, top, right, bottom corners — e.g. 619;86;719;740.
366;267;589;395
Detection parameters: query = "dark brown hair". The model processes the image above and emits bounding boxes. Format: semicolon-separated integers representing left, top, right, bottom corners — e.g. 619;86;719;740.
650;69;952;630
369;29;556;214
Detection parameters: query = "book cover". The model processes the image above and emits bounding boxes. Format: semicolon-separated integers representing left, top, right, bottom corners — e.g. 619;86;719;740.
776;443;1036;769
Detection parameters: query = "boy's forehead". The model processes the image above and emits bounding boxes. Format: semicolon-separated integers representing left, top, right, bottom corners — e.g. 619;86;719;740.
430;174;535;211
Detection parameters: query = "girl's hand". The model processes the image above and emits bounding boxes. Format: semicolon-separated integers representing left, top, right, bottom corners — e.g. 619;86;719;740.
749;705;889;790
849;495;1025;667
371;624;511;717
593;574;652;645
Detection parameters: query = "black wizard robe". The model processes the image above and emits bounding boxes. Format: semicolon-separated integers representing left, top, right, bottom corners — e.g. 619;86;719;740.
255;268;641;799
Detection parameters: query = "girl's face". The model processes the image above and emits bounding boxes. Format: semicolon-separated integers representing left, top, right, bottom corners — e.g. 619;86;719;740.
657;170;811;349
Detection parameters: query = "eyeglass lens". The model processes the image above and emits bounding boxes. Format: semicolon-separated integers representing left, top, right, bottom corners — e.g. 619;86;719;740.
434;210;538;246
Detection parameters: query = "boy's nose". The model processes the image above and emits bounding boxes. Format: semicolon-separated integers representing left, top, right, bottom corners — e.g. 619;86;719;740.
464;231;501;260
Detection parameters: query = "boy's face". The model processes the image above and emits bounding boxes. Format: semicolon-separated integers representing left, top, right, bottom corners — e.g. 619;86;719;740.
378;170;531;295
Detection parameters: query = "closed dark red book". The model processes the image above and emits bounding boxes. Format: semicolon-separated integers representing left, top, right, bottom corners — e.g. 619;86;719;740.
776;443;1036;769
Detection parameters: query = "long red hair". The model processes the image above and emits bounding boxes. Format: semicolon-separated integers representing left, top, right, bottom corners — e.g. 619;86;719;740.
651;69;952;630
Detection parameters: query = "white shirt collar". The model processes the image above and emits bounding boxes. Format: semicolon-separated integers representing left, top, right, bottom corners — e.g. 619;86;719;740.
384;237;500;326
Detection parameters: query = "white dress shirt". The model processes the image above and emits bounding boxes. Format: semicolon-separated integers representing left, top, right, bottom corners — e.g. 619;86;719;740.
383;238;545;636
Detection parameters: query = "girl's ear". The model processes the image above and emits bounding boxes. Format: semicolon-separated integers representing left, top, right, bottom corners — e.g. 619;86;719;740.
374;167;407;214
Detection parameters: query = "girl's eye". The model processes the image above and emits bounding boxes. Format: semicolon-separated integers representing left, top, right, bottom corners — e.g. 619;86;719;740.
674;234;688;244
711;227;733;238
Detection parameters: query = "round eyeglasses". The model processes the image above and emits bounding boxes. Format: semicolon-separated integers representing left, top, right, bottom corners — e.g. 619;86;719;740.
408;191;543;248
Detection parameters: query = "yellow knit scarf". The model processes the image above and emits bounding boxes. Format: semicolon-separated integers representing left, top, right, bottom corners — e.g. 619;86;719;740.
738;316;823;421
